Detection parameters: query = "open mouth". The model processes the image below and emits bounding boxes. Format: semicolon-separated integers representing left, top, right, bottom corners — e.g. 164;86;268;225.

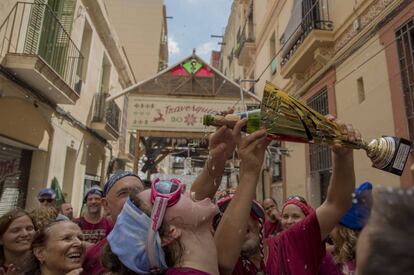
16;239;31;245
66;252;83;262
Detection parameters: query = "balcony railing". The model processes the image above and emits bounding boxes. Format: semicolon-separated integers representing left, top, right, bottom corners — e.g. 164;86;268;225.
93;93;121;133
280;0;332;66
234;23;255;59
0;2;83;93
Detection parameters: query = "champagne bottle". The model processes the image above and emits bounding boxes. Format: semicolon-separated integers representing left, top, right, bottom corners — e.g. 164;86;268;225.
203;109;261;134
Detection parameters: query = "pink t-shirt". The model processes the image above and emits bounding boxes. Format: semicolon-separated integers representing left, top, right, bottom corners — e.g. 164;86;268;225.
74;216;113;244
264;219;283;238
265;211;325;274
82;238;107;274
166;267;210;274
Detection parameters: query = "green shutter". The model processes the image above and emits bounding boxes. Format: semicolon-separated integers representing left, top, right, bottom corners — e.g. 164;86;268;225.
25;0;47;54
37;0;76;77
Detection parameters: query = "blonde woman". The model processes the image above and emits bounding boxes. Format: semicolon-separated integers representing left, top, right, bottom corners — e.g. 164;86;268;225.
331;182;372;275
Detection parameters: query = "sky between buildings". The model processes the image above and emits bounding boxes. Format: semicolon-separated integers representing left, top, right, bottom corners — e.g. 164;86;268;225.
165;0;233;65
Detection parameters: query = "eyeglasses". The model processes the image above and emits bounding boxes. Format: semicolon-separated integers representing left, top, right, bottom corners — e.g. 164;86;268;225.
38;198;54;203
147;178;183;271
286;195;307;203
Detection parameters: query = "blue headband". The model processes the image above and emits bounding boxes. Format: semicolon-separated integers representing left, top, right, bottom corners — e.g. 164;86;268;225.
103;171;141;197
107;199;167;274
340;182;373;230
83;186;103;203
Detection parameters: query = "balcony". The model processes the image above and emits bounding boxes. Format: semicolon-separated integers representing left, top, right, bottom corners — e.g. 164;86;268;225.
0;2;83;104
91;93;121;141
234;24;255;67
280;0;334;78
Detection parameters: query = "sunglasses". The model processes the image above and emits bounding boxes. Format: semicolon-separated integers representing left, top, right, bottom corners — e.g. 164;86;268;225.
286;195;307;203
38;198;54;203
147;178;183;270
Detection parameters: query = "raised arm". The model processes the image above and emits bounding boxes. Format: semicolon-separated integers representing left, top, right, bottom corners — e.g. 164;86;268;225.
316;118;360;239
191;120;244;200
214;127;269;274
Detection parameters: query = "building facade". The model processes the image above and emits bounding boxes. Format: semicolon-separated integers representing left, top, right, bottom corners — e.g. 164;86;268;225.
0;0;166;215
220;0;414;207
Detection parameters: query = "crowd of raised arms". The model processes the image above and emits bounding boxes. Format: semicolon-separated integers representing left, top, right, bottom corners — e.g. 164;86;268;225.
0;118;413;275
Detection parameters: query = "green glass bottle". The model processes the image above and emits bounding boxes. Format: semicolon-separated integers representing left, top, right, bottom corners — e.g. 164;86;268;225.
203;109;261;133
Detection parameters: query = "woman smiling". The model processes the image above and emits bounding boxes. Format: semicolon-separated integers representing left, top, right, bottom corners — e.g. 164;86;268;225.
0;209;35;274
28;221;85;275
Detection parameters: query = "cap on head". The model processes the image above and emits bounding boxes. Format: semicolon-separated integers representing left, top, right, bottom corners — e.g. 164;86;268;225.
83;186;103;203
103;171;141;197
340;181;373;230
213;195;265;230
37;188;56;199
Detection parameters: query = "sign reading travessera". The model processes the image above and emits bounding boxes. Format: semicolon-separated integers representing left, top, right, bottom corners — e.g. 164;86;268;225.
127;96;257;132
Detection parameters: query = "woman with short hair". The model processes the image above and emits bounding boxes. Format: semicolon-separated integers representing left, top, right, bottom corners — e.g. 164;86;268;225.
27;221;85;275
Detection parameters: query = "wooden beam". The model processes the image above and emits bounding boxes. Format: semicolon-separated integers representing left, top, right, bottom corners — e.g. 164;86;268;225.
138;130;209;139
155;151;170;165
133;130;141;173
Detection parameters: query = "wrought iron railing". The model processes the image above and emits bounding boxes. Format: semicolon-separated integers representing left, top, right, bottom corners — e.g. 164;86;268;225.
93;93;121;133
280;0;332;66
234;19;255;58
0;2;83;94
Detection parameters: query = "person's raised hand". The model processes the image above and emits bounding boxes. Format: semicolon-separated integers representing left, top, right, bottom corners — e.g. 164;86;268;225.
326;115;361;156
238;128;270;177
65;268;83;275
207;118;247;174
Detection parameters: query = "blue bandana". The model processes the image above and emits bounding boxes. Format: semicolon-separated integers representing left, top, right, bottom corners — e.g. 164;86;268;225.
83;186;103;203
107;199;167;274
103;171;141;197
340;182;373;230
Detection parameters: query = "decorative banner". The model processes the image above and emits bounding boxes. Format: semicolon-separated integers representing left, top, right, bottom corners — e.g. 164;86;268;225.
127;96;258;132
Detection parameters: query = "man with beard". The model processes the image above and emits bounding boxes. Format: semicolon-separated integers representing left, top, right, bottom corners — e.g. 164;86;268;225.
59;202;74;220
74;186;112;244
263;197;282;238
214;197;266;273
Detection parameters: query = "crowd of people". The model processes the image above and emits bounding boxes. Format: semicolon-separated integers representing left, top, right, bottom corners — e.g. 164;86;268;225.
0;118;413;275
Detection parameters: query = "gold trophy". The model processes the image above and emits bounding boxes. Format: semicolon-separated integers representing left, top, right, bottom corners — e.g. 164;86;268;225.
204;81;412;176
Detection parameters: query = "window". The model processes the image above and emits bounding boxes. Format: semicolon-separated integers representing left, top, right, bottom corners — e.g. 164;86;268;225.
99;54;112;93
307;88;331;203
357;77;365;103
270;32;277;75
396;18;414;141
79;20;93;81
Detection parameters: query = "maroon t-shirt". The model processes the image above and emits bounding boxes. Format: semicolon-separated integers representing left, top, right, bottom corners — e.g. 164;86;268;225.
265;211;325;274
74;216;113;244
264;219;283;238
166;267;210;274
319;251;341;275
82;238;107;274
232;257;264;274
